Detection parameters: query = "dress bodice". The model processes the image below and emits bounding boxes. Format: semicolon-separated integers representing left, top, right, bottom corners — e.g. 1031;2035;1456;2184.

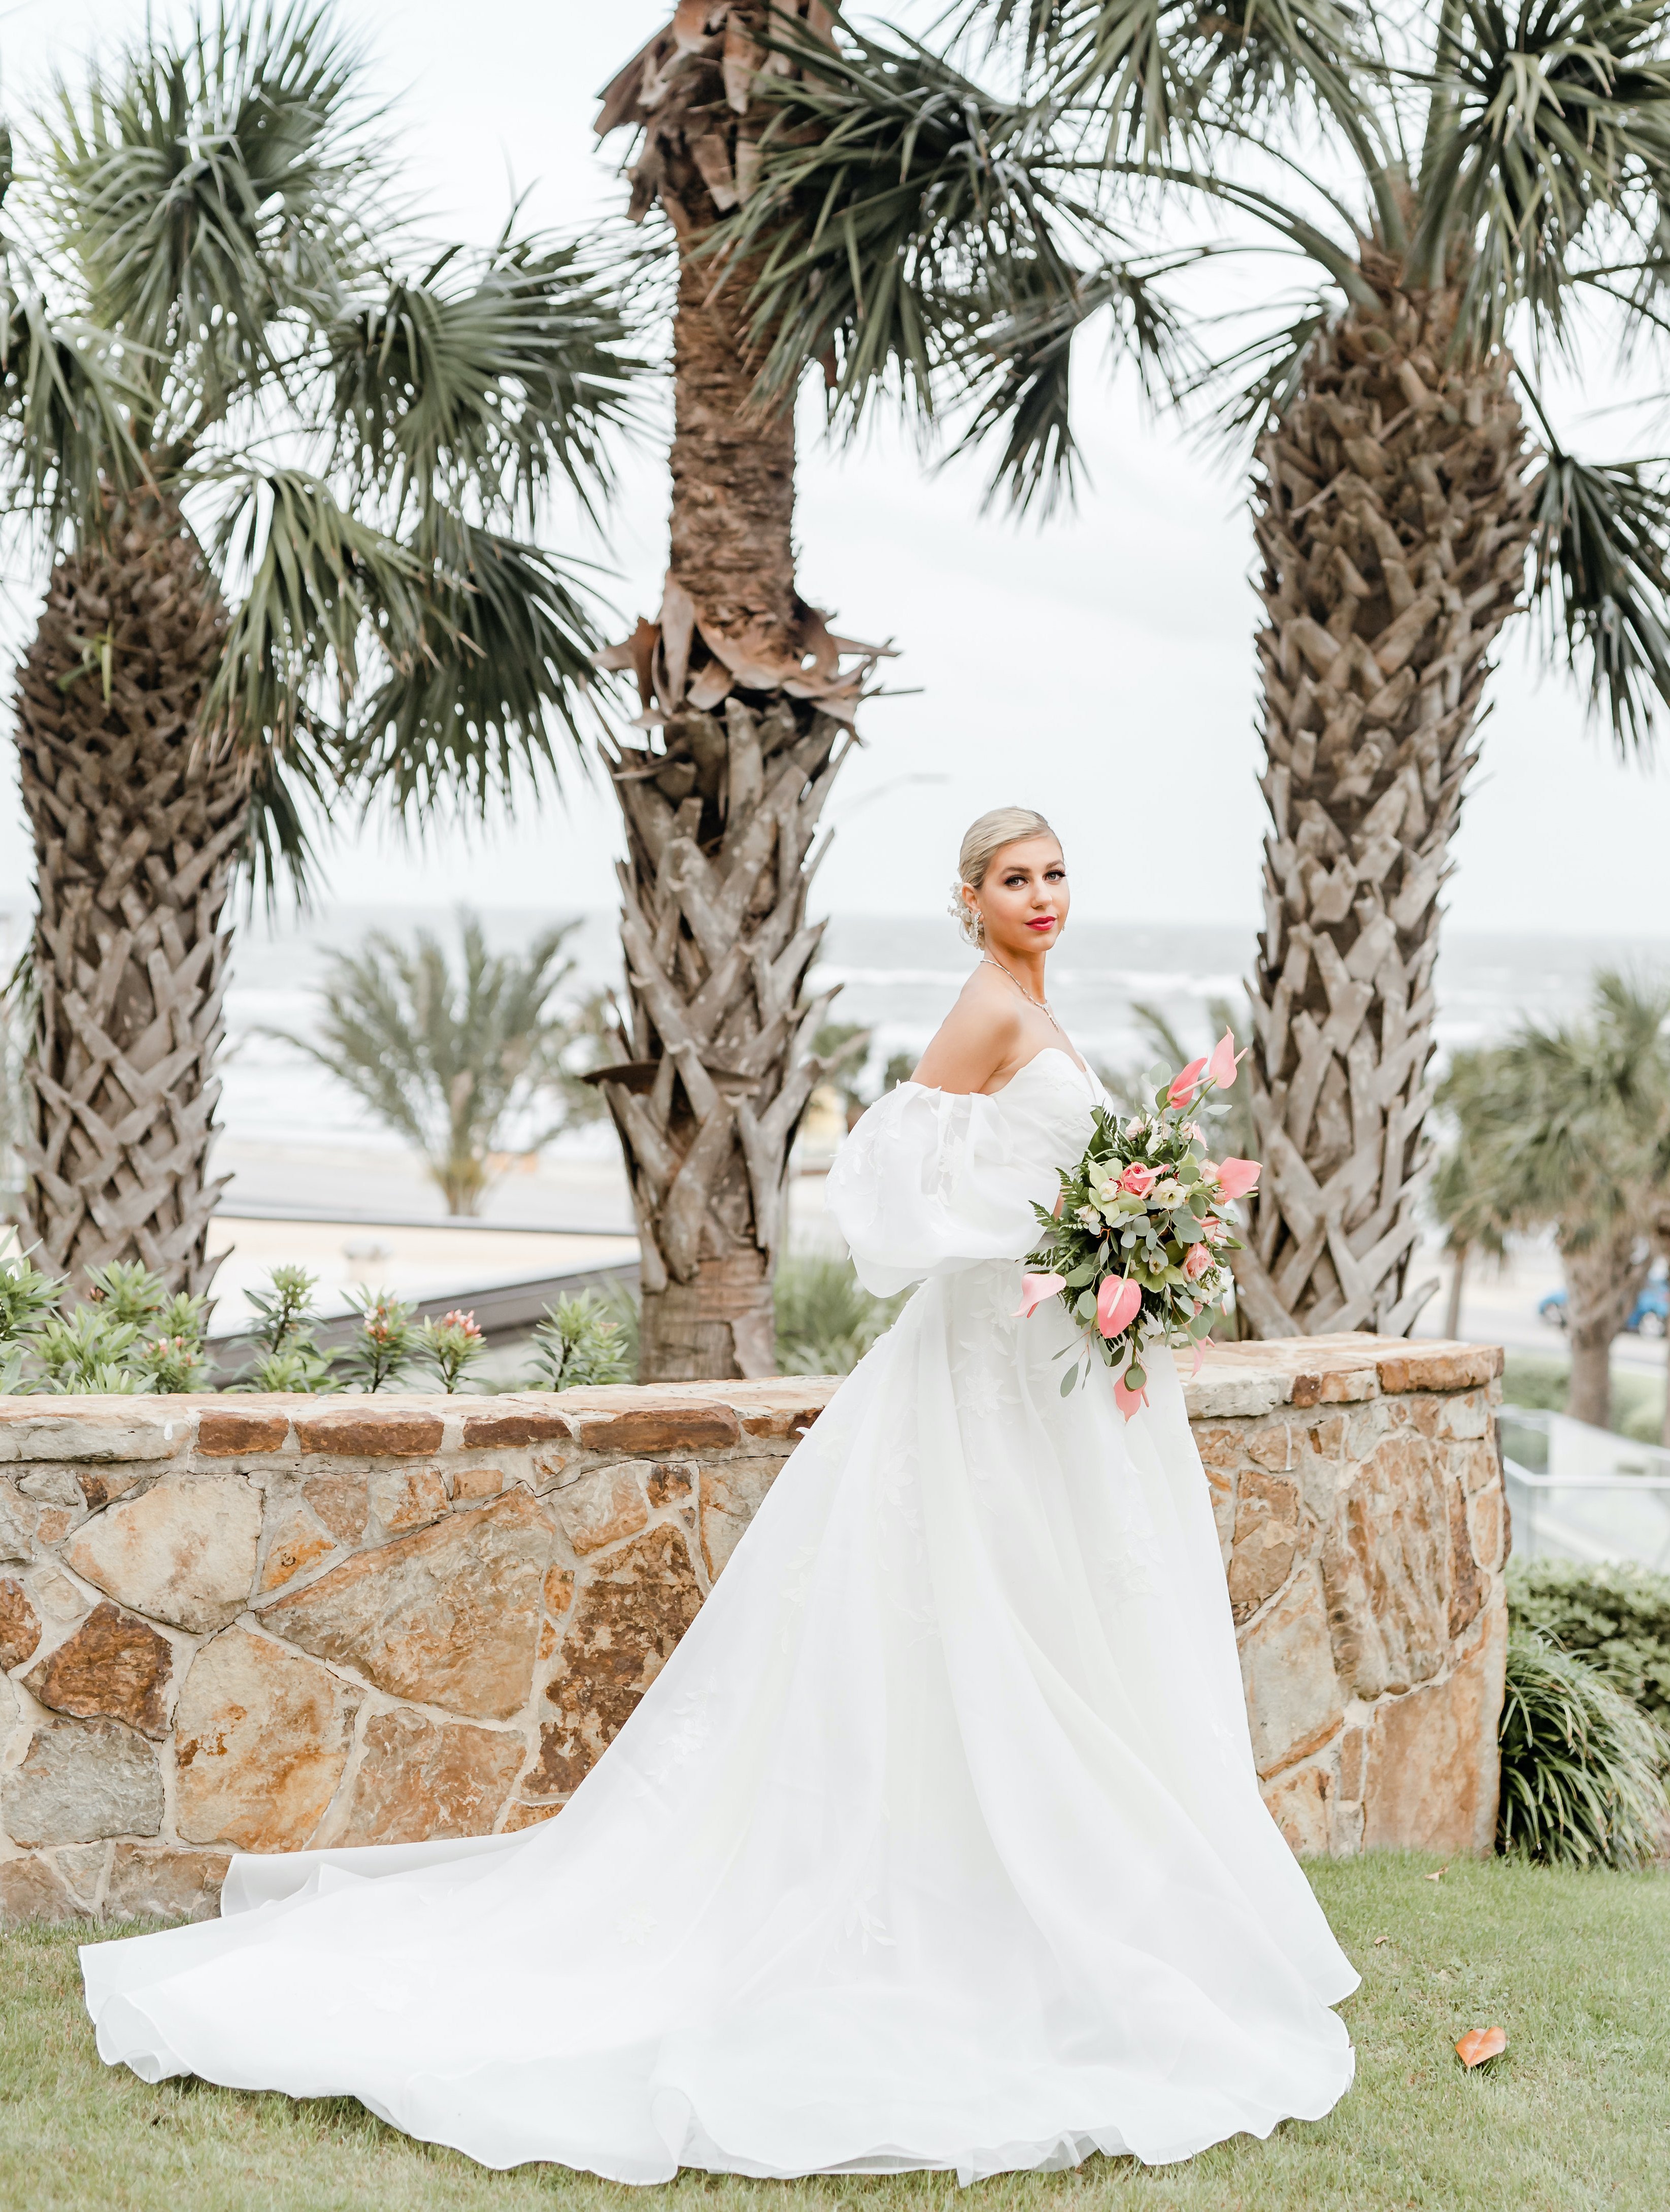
826;1048;1104;1298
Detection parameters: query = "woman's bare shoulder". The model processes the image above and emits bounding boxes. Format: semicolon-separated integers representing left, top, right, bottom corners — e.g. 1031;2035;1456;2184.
911;970;1025;1095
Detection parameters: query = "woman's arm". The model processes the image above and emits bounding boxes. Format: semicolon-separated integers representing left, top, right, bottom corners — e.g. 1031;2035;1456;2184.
911;977;1025;1096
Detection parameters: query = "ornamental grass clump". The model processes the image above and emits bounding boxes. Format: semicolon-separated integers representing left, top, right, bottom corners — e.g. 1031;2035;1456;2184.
1498;1628;1669;1871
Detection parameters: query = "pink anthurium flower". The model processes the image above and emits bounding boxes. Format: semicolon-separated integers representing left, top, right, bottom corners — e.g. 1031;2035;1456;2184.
1168;1055;1209;1106
1113;1369;1149;1421
1215;1158;1262;1202
1014;1271;1066;1319
1096;1275;1143;1339
1207;1029;1243;1090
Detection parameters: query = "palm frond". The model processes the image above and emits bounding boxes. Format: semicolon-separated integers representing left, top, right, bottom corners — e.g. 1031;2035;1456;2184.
1183;291;1332;452
206;462;424;750
710;21;1080;424
1526;426;1670;752
327;228;647;527
958;0;1379;176
948;248;1197;512
0;288;148;529
1412;0;1670;347
41;1;381;425
342;514;612;823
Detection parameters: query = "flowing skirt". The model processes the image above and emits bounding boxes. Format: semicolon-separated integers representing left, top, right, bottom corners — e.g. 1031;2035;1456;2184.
82;1263;1356;2182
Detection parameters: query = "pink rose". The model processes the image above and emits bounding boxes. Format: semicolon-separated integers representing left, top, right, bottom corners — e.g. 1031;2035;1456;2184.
1183;1242;1213;1281
1014;1271;1066;1320
1215;1158;1261;1202
1167;1055;1209;1106
1096;1276;1143;1338
1119;1162;1157;1197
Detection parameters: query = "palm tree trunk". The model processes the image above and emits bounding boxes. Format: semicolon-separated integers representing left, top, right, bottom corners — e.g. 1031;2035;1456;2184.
13;500;242;1300
594;5;880;1380
1560;1229;1650;1431
1233;260;1537;1338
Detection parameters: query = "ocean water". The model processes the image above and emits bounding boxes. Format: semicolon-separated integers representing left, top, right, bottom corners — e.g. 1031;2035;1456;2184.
6;898;1669;1159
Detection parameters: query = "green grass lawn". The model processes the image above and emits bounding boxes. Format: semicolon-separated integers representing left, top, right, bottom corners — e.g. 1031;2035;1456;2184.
2;1855;1665;2212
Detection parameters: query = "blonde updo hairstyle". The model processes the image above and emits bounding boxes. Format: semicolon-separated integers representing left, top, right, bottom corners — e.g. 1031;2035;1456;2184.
949;807;1059;948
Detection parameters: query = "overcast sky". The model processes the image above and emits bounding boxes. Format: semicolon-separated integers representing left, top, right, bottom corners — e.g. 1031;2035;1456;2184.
1;0;1667;934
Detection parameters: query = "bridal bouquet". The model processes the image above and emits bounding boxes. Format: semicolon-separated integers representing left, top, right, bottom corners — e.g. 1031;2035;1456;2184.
1016;1032;1261;1417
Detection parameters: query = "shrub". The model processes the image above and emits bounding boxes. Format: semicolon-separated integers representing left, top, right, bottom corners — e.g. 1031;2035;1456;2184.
238;1265;342;1393
419;1309;488;1394
1508;1560;1670;1726
525;1292;632;1389
1500;1351;1665;1444
337;1289;420;1393
1497;1628;1669;1870
774;1251;909;1376
0;1252;209;1393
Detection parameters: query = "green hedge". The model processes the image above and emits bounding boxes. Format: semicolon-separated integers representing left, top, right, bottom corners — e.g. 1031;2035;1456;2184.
1507;1559;1670;1726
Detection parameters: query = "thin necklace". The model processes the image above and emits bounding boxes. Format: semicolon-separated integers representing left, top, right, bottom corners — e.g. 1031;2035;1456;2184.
981;952;1064;1034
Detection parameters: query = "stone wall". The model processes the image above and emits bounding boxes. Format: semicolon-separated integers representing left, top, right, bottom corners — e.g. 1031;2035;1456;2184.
0;1335;1505;1924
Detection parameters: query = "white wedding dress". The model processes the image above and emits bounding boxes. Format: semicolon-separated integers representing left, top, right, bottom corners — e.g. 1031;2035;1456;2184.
82;1048;1357;2182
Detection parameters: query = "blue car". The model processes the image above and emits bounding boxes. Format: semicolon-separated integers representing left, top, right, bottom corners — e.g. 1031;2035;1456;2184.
1539;1273;1668;1337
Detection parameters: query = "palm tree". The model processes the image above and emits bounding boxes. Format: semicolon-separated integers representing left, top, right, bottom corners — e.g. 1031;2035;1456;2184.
1439;973;1670;1429
730;3;1670;1338
273;910;602;1215
589;3;902;1379
3;3;640;1298
1430;1043;1515;1338
591;6;1187;1375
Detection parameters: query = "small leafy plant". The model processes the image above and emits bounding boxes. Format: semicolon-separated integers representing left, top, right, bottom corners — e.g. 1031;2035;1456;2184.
420;1308;488;1393
525;1292;631;1390
338;1288;421;1393
1497;1627;1669;1871
240;1265;340;1394
0;1249;210;1394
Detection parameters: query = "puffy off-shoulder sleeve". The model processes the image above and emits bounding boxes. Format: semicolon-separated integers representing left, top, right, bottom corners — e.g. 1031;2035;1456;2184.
824;1082;1056;1297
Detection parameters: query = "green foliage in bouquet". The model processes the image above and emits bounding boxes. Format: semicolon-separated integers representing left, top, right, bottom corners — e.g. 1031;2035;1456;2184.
1497;1627;1669;1870
1020;1037;1260;1406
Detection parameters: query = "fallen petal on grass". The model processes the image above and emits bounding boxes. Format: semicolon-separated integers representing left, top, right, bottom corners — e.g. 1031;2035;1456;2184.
1455;2025;1508;2069
1424;1865;1448;1882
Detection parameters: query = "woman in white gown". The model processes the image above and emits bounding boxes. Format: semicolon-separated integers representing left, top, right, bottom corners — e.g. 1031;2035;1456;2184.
81;808;1357;2182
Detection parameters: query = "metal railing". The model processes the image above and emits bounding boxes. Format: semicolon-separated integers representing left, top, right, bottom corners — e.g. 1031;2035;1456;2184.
1500;1405;1670;1571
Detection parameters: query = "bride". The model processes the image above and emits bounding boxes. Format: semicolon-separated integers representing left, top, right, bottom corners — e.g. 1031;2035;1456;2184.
81;808;1357;2182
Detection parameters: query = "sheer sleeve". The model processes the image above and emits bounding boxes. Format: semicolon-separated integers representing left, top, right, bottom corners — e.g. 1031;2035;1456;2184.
824;1082;1056;1297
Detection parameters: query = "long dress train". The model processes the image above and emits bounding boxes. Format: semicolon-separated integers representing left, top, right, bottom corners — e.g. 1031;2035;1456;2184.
81;1048;1357;2182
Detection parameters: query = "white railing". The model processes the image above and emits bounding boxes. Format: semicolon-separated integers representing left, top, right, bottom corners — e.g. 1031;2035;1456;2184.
1500;1405;1670;1571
